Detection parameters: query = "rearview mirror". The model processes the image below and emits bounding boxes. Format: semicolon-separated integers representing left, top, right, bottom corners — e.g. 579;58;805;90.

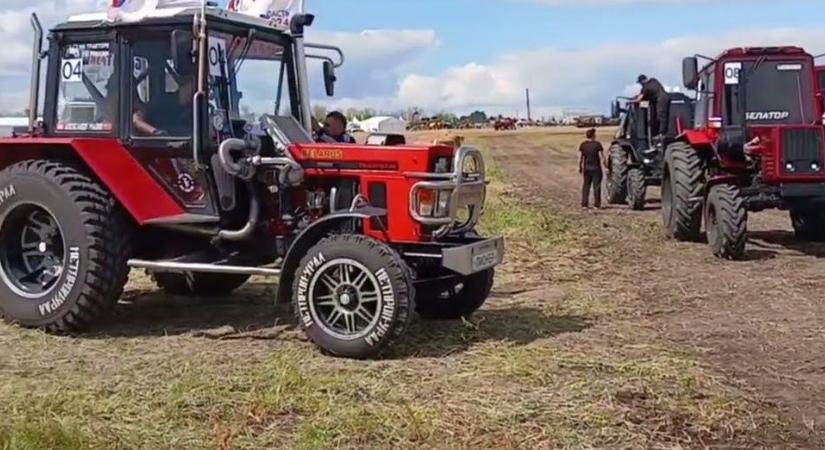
323;61;336;97
171;30;195;77
682;56;699;90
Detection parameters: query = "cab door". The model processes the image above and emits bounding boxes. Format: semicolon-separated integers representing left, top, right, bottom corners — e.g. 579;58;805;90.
121;32;219;220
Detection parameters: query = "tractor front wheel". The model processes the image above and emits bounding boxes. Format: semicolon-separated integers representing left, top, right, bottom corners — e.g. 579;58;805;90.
154;272;251;297
662;142;704;241
0;160;131;332
292;234;414;359
790;210;825;242
627;167;647;211
416;269;495;320
607;144;628;204
705;184;747;260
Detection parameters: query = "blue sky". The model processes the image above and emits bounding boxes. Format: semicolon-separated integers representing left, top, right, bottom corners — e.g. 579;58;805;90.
1;0;824;116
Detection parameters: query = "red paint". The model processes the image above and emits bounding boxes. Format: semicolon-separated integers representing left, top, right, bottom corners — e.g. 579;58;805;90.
0;137;184;224
290;143;454;242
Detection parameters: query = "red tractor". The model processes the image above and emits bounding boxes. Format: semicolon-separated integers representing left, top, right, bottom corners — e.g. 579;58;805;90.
664;47;825;259
0;7;504;359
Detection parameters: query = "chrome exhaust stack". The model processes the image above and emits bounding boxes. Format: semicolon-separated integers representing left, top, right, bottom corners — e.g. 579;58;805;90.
28;14;43;134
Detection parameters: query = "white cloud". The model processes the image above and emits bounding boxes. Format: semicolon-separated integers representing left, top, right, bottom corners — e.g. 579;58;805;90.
390;27;825;116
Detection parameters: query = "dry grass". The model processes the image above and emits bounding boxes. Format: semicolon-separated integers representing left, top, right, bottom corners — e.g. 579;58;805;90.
0;129;803;449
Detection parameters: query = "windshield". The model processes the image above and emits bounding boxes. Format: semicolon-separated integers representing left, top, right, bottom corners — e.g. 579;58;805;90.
723;59;816;126
208;32;293;135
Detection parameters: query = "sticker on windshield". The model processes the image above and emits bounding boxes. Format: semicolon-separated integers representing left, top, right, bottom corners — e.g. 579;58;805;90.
208;37;228;78
724;62;742;85
61;58;83;82
777;64;803;72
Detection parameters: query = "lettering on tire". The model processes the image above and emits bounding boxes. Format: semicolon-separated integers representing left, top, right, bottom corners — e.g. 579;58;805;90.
296;252;327;329
37;246;81;316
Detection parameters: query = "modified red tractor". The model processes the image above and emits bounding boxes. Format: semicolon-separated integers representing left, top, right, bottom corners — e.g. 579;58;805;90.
0;7;504;359
664;47;825;259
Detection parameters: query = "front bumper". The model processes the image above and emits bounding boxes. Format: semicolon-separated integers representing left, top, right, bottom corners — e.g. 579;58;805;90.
441;236;505;276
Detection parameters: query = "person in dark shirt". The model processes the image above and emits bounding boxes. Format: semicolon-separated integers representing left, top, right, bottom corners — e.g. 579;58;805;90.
316;111;356;144
632;74;670;138
579;128;607;208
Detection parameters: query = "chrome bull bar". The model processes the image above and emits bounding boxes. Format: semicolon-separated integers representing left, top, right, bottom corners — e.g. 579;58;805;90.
407;146;487;237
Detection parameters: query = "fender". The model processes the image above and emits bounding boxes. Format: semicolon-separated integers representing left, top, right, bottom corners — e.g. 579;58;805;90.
0;137;184;224
681;130;713;147
276;206;388;304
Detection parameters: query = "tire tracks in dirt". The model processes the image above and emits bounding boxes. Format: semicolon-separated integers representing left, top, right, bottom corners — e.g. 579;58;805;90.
488;132;825;447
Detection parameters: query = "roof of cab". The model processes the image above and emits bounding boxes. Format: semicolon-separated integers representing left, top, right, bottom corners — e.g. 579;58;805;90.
54;7;285;34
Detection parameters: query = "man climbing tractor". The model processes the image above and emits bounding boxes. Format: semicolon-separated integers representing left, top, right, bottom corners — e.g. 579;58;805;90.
632;75;670;138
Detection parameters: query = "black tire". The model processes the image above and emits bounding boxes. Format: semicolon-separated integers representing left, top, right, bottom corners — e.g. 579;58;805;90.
416;269;494;320
662;141;704;241
790;210;825;242
154;272;251;297
607;144;628;204
0;160;131;332
705;184;747;260
627;166;647;211
292;234;414;359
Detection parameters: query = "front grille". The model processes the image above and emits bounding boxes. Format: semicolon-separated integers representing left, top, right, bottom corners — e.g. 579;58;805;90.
782;128;824;175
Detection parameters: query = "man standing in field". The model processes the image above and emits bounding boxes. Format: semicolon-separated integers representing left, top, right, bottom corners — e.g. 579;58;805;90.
579;128;607;209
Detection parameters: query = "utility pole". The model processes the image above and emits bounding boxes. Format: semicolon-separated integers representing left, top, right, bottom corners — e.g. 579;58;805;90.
525;88;532;122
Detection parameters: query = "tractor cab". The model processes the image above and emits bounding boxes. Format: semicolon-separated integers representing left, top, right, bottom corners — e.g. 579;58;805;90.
682;47;823;177
606;93;695;210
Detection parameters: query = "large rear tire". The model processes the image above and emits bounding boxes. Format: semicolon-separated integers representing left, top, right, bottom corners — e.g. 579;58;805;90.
154;272;251;297
292;234;414;359
627;166;647;211
607;144;628;204
705;184;747;260
416;269;494;320
662;142;704;241
790;210;825;242
0;160;131;332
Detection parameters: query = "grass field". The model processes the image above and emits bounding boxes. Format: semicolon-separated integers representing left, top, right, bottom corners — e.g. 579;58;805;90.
0;128;820;449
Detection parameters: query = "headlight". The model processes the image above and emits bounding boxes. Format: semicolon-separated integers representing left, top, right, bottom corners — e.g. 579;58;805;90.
416;189;451;218
433;156;451;174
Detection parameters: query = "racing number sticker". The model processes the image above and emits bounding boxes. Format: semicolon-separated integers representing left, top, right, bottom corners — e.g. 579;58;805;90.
61;58;83;82
724;62;742;85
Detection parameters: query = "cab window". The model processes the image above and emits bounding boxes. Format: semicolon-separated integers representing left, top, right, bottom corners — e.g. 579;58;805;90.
55;42;117;133
130;38;195;138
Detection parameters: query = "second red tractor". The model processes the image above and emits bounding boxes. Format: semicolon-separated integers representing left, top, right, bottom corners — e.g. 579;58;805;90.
664;47;825;259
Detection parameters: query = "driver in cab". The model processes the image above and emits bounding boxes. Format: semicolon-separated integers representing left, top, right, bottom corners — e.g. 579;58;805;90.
132;77;196;137
315;111;356;144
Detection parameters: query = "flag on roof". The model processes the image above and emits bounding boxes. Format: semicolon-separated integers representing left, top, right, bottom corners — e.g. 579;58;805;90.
228;0;305;31
107;0;202;23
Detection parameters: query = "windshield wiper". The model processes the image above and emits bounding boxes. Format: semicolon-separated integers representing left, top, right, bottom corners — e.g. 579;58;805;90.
231;29;256;76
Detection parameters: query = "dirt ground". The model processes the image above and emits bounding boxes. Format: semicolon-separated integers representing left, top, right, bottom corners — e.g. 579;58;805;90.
3;128;825;449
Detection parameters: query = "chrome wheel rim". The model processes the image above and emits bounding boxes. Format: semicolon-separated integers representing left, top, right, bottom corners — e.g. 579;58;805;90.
308;258;382;341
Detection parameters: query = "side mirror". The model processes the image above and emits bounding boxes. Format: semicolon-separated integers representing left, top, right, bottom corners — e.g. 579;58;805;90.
323;61;336;97
171;30;195;76
682;56;699;90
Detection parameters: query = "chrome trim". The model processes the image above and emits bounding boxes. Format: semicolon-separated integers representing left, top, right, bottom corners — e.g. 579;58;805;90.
128;259;281;276
408;146;487;237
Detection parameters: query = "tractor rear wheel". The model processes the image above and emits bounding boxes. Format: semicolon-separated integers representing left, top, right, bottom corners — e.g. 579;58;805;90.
662;142;704;241
705;184;747;260
607;144;628;204
154;272;251;297
790;210;825;242
0;160;131;332
627;167;647;211
416;269;494;320
292;234;414;359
